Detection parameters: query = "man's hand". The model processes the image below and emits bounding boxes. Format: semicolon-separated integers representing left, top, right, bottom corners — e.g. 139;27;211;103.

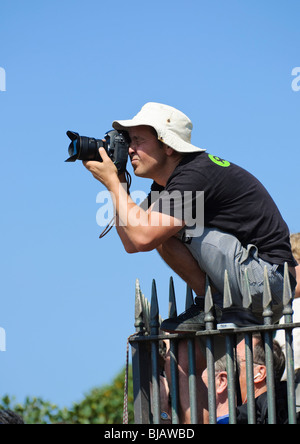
83;147;118;189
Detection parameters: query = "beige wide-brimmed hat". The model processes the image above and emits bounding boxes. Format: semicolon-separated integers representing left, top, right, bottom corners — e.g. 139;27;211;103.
112;102;206;154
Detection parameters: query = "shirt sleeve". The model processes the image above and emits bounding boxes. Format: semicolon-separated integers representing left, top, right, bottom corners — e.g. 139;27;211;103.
139;181;165;211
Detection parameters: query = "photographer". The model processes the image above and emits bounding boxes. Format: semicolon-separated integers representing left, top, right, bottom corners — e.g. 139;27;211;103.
83;102;297;331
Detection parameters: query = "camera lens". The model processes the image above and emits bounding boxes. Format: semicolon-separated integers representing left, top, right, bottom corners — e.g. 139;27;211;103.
68;139;78;158
65;131;81;162
79;137;102;161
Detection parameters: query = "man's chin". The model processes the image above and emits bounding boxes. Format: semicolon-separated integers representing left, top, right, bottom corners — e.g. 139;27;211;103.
132;168;149;179
133;170;145;178
131;163;141;175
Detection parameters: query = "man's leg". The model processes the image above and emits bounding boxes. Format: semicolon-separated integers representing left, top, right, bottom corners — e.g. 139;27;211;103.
156;236;221;297
157;235;224;332
158;227;284;331
156;237;207;297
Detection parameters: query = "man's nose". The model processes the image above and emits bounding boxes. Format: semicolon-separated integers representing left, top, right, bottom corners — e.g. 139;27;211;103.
128;145;136;155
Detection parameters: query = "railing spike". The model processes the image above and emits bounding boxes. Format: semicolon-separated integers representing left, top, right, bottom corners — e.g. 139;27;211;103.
185;285;194;310
263;266;273;324
150;279;159;334
204;275;215;329
134;278;144;332
143;295;151;334
168;277;177;318
283;262;293;320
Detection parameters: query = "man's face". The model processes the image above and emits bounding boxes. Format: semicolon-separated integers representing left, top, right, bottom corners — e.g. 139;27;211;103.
128;126;167;179
236;337;267;403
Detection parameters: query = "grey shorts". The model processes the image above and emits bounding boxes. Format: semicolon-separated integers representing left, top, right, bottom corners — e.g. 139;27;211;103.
180;227;296;323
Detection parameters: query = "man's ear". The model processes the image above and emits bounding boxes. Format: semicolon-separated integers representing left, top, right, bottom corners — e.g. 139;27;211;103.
254;365;267;384
163;144;175;157
163;145;183;162
215;371;228;395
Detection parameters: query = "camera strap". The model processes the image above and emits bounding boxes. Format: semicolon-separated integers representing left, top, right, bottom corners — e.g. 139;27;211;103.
99;170;132;239
99;217;115;239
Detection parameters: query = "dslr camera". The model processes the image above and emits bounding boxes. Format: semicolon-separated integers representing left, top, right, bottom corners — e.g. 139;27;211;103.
65;129;130;174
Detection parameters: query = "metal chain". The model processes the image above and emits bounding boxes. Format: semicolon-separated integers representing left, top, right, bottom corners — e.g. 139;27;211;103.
123;334;136;424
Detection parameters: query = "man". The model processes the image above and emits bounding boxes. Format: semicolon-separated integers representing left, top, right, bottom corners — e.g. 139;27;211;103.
201;334;287;424
162;333;286;424
84;102;297;331
235;334;288;424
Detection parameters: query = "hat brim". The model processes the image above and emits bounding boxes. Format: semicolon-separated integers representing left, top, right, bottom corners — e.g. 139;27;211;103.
112;119;206;154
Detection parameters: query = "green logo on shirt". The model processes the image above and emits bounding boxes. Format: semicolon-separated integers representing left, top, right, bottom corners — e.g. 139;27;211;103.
208;154;231;168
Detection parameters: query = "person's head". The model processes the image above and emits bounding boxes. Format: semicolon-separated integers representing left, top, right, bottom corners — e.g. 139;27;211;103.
0;409;24;424
202;334;286;415
291;233;300;264
126;125;181;183
201;355;229;418
112;102;206;184
237;334;285;403
213;355;229;415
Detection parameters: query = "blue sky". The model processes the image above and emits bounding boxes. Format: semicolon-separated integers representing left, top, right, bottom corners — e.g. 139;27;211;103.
0;0;299;408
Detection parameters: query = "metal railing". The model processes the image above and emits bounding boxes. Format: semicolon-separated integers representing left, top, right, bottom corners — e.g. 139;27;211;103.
129;263;300;424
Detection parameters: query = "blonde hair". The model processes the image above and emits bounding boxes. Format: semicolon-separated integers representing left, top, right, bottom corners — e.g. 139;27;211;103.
291;233;300;263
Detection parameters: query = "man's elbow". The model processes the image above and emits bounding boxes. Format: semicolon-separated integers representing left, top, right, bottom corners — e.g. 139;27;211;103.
124;244;139;254
134;232;179;253
123;242;153;253
134;236;158;253
121;236;154;254
135;241;155;252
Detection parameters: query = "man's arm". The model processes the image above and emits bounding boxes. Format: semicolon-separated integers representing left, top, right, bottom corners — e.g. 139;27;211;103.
84;150;211;295
113;173;139;253
113;216;138;253
84;148;185;252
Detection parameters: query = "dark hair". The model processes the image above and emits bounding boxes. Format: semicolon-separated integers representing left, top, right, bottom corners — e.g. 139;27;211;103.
0;410;24;424
148;126;165;149
253;333;286;381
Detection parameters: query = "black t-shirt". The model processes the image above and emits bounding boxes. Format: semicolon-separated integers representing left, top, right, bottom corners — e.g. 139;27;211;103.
145;152;296;266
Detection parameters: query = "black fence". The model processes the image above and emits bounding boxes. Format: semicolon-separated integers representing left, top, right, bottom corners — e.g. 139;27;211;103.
129;264;300;424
